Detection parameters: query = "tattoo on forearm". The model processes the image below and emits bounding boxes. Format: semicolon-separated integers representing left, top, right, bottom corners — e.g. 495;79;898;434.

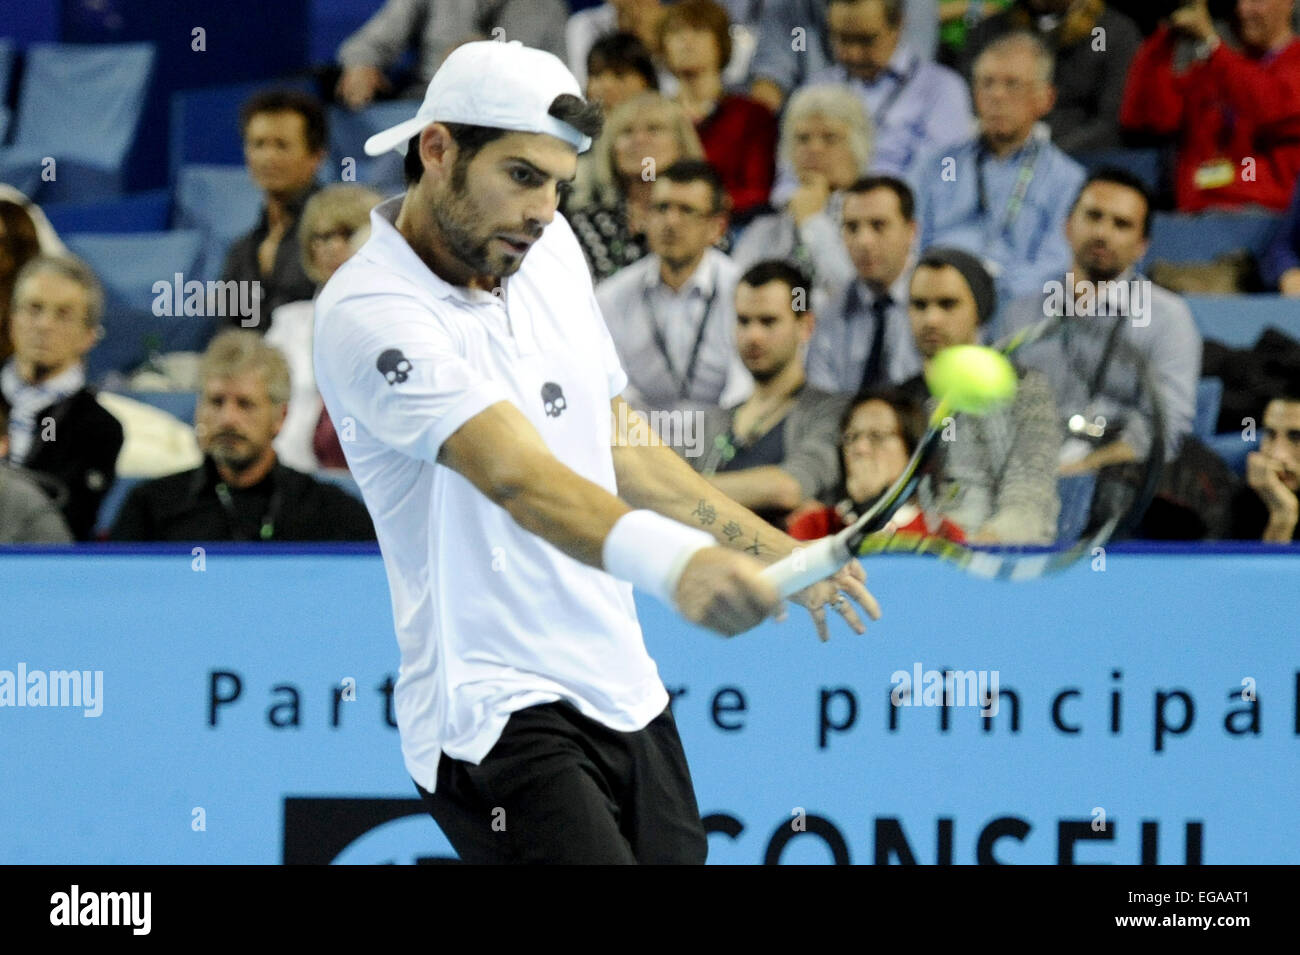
745;531;762;557
693;500;717;525
721;520;743;542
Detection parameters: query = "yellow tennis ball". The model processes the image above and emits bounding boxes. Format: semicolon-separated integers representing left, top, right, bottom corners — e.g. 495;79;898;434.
924;345;1018;415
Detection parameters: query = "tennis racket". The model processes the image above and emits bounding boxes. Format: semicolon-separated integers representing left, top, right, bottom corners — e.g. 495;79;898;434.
761;313;1166;597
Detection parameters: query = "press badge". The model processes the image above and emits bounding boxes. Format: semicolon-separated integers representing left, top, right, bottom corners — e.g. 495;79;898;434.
1193;157;1236;190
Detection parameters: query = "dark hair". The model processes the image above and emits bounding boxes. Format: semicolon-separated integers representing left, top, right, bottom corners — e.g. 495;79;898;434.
587;32;659;91
844;174;915;222
0;199;42;357
827;0;904;27
239;88;328;153
659;0;733;69
657;158;728;213
738;259;813;312
404;93;604;188
841;387;926;456
1071;166;1155;238
913;245;997;326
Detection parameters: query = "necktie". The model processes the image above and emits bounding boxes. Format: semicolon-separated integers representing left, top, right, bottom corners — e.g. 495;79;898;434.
857;292;892;394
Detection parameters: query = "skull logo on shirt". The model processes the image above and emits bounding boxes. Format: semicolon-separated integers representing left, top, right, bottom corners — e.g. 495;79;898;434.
377;349;412;385
541;382;566;418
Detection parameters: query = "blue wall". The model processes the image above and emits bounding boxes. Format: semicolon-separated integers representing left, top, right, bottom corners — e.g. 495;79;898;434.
1;547;1296;864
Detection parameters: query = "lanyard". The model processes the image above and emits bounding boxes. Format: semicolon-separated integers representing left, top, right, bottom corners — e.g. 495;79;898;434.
976;136;1043;244
642;281;719;401
871;56;920;134
214;480;281;541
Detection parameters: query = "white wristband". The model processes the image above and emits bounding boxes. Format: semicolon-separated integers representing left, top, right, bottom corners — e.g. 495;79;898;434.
602;510;715;607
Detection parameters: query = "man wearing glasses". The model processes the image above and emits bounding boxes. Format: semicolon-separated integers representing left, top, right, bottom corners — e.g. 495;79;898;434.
596;159;752;420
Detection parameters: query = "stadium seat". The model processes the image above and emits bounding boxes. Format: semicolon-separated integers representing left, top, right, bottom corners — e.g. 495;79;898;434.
173;165;264;281
1056;473;1097;540
64;231;216;382
1147;211;1281;265
93;475;144;538
309;0;376;66
0;38;15;103
1185;295;1300;347
168;78;315;183
0;39;15;142
1195;377;1223;440
328;102;410;193
1074;147;1164;195
1207;432;1258;477
43;190;172;235
0;43;156;202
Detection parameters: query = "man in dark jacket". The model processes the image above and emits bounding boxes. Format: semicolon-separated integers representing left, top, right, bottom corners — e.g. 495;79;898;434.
219;89;327;328
111;330;374;542
0;255;123;540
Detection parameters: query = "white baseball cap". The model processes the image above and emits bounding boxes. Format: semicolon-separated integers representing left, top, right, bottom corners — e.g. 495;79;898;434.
363;40;593;158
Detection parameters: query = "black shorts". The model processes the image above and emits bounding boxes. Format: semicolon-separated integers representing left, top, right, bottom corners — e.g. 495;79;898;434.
414;700;707;864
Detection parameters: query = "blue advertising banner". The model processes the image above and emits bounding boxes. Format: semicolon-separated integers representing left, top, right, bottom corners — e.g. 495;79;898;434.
1;547;1296;864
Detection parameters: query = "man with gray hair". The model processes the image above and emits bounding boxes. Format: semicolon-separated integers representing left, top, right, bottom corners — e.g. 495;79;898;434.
0;254;123;540
731;84;873;309
110;330;374;541
911;30;1084;304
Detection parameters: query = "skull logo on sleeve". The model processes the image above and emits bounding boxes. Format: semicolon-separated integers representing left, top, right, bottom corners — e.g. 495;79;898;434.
541;382;566;417
377;349;412;385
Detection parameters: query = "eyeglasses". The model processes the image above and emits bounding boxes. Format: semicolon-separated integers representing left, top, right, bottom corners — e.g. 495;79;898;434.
308;226;356;246
842;429;901;448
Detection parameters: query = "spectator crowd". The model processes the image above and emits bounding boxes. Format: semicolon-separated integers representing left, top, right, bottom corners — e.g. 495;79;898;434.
4;0;1300;546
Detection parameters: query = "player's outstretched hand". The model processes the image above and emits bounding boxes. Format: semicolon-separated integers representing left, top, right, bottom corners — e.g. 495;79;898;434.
787;558;881;643
674;547;781;637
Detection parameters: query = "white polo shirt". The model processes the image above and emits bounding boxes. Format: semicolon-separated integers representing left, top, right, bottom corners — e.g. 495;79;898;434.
313;197;669;793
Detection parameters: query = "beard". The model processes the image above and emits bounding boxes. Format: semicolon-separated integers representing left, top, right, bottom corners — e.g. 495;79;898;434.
433;189;503;279
208;435;259;474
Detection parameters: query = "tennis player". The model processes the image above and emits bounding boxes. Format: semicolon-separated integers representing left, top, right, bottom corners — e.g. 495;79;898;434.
313;40;879;865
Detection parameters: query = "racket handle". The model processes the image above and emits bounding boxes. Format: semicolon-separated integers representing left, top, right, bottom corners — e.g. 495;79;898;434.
760;535;851;599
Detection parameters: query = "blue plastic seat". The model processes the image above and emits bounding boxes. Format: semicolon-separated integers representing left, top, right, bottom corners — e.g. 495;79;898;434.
173;165;264;281
1074;147;1164;195
1056;473;1097;541
43;190;172;235
1147;211;1281;265
94;475;144;538
0;38;13;145
1185;295;1300;347
0;43;156;201
0;38;15;102
1208;432;1258;477
168;78;316;183
1195;377;1223;441
328;102;411;193
64;231;216;382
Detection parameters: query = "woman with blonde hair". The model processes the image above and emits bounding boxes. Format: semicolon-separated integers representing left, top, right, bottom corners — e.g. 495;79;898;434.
566;91;707;281
264;183;383;473
731;83;874;307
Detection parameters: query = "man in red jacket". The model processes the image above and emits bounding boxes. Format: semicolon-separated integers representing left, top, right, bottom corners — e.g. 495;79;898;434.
1120;0;1300;212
